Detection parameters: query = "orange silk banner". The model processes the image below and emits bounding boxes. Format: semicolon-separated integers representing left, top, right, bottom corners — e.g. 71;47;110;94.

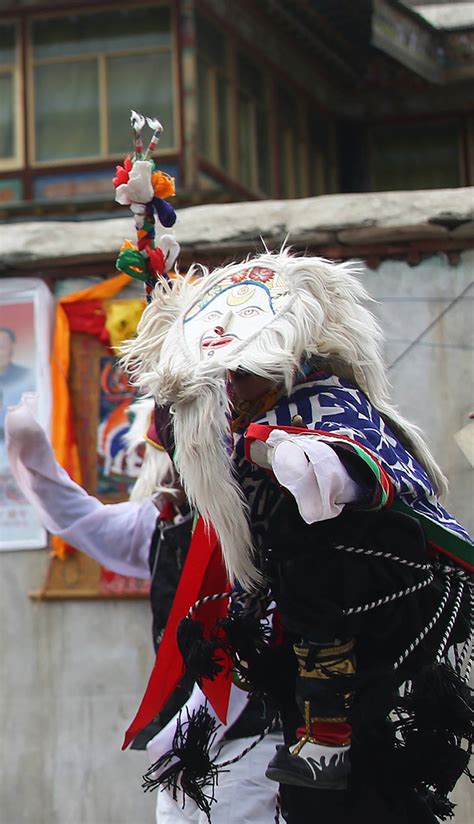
50;273;131;558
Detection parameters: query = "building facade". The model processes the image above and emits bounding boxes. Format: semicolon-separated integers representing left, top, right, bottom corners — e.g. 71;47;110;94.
1;0;473;220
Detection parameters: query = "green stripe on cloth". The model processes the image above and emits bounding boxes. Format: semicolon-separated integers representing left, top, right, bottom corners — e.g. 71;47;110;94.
317;434;391;510
392;500;474;570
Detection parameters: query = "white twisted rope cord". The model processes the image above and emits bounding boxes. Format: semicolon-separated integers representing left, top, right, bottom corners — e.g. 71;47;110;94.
343;571;434;616
465;644;474;683
216;714;280;769
186;592;230;620
274;791;281;824
435;576;464;664
457;579;474;682
393;572;451;672
334;544;431;570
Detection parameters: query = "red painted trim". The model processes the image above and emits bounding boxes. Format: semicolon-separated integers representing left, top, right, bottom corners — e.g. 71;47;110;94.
428;542;474;573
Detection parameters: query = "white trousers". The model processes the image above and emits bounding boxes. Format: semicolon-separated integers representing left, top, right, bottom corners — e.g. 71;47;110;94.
155;732;281;824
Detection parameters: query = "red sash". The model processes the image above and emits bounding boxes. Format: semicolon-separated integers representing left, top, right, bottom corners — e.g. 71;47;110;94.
122;517;232;750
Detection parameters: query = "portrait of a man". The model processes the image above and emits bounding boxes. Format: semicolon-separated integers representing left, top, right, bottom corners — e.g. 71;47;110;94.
0;326;35;438
0;280;53;549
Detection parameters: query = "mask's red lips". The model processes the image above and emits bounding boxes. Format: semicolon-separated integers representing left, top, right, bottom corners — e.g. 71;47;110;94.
202;336;235;348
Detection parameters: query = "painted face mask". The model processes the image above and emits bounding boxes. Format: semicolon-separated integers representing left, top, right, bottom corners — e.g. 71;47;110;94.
183;267;290;363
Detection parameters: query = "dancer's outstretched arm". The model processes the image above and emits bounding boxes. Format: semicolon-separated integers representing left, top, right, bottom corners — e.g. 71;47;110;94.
6;395;156;578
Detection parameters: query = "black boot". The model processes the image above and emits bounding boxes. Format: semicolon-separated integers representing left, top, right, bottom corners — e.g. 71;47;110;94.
266;638;355;789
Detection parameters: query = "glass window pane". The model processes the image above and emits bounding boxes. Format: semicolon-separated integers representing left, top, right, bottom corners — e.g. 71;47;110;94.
107;52;175;154
34;61;99;161
217;75;229;171
371;122;460;190
256;108;271;194
238;93;253;188
0;72;14;158
32;6;171;59
0;23;16;64
196;14;225;67
237;54;264;103
307;112;332;195
467;116;474;185
277;86;298;198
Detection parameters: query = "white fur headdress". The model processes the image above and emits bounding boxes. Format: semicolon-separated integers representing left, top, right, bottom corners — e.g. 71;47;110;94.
121;250;447;589
124;396;179;502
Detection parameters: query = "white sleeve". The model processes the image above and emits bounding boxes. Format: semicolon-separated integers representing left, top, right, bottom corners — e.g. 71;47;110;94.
5;396;155;579
267;431;362;524
146;682;249;764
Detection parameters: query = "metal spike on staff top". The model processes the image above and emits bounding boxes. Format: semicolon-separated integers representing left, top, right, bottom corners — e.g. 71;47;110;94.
143;117;163;161
130;110;145;158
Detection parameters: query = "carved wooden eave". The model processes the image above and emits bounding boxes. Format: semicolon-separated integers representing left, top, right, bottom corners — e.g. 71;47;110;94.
372;0;474;84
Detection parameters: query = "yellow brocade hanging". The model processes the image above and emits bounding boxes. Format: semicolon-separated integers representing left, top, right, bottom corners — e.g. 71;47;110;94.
104;298;145;350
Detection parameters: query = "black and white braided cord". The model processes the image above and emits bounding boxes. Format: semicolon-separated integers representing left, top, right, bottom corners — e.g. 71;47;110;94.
333;543;433;616
274;791;281;824
455;575;474;683
186;592;230;620
393;570;452;672
334;544;431;571
343;571;434;616
216;714;280;769
435;574;465;664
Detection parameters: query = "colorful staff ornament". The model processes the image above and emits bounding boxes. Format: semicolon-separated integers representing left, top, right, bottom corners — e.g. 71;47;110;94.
113;110;179;298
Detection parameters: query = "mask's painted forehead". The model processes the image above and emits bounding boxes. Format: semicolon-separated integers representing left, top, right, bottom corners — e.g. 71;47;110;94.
185;266;290;321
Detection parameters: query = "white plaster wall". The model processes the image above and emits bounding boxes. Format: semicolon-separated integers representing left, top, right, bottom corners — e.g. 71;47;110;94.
0;550;156;824
361;250;474;534
361;252;474;823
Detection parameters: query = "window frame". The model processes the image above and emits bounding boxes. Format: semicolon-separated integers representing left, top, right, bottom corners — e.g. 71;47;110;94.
0;18;24;171
196;15;231;174
233;49;274;198
26;1;180;168
195;10;341;201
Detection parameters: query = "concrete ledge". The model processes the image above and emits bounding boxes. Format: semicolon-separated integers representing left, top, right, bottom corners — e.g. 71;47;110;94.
1;187;473;270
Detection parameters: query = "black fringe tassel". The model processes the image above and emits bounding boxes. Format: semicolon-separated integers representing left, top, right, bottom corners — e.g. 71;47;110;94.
177;617;225;686
142;704;225;822
416;788;456;821
217;614;294;703
403;662;474;738
394;661;474;819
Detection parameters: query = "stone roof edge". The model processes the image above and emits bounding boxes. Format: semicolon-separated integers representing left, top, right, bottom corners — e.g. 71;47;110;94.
0;188;473;271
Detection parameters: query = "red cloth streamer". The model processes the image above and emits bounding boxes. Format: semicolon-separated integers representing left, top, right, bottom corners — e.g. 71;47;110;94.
122;517;232;750
62;299;110;344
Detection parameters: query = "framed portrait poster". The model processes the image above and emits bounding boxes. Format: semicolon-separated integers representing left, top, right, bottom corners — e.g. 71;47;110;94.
0;278;53;550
